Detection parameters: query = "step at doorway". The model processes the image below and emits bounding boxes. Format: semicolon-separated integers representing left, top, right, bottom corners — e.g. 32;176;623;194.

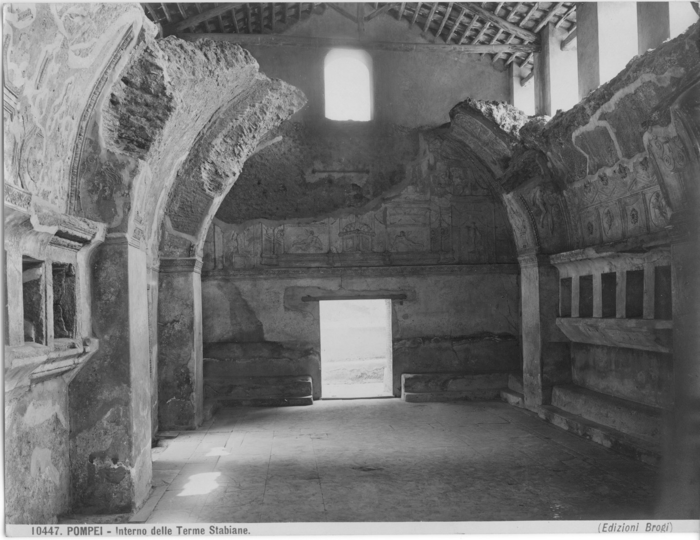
320;299;393;399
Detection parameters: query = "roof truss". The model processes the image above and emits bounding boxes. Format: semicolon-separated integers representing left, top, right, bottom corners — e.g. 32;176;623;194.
143;2;577;71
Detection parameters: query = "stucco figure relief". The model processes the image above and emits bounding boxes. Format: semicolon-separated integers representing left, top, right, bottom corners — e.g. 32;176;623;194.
648;190;670;229
290;229;325;253
391;230;422;252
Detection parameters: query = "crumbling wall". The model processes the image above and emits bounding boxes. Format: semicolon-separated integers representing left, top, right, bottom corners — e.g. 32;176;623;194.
497;22;700;254
3;3;147;524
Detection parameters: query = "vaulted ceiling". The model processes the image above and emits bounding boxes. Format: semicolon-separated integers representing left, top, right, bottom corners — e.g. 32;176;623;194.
142;2;577;72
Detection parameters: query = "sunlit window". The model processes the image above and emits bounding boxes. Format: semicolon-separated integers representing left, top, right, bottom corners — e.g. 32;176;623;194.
324;48;372;121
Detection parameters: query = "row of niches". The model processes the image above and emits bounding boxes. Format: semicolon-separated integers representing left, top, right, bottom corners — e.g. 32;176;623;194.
22;256;76;344
559;265;672;321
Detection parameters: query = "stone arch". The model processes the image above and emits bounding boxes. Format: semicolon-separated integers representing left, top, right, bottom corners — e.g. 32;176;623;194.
66;27;306;509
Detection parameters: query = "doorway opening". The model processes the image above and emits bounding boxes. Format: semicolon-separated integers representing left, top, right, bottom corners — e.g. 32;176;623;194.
320;299;393;399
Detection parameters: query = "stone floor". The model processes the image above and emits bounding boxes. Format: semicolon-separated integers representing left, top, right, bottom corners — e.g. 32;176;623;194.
145;399;657;523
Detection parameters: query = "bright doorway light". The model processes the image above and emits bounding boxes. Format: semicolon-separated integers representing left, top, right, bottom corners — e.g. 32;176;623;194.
320;299;393;399
324;49;373;121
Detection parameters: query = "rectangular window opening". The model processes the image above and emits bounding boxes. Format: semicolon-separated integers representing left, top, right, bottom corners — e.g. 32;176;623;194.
601;272;617;318
560;277;572;317
320;299;393;399
22;256;45;344
626;269;645;319
53;263;77;339
579;275;594;318
654;265;673;320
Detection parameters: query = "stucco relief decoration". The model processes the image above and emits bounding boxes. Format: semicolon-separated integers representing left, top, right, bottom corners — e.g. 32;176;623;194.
338;216;375;253
391;230;422;252
434;164;490;197
3;3;143;213
503;195;533;251
648;190;670;229
652;136;688;174
228;228;258;267
620;193;647;237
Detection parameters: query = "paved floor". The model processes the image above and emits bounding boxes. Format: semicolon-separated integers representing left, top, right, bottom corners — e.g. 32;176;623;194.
145;399;657;523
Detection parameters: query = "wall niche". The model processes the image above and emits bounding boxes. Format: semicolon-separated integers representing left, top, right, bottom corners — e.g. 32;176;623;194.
52;263;76;339
22;256;45;344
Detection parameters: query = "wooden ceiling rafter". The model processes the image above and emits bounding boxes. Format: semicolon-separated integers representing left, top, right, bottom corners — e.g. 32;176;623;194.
459;12;480;44
424;3;439;33
533;1;564;33
555;3;575;28
434;2;454;41
410;3;422;28
491;2;522;62
444;6;466;43
561;25;576;50
504;2;539;68
147;2;576;70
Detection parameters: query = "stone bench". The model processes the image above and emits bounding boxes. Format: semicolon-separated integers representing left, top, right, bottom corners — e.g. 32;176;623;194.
551;384;662;441
401;372;509;402
204;375;313;406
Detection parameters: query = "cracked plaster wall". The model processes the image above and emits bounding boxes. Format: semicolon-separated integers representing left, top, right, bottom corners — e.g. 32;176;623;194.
5;378;70;524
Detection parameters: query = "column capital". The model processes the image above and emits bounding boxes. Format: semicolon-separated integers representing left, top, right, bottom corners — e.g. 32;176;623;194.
158;257;203;274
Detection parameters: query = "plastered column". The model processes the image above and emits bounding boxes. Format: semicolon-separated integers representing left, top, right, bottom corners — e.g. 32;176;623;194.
519;253;571;409
535;23;578;116
157;258;204;431
638;2;698;54
509;63;535;116
577;2;638;99
68;235;152;514
655;223;700;517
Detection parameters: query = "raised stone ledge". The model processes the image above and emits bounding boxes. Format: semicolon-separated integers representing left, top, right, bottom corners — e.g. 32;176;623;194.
5;338;99;393
203;263;521;280
556;317;672;354
401;372;509;402
205;375;314;406
552;384;662;441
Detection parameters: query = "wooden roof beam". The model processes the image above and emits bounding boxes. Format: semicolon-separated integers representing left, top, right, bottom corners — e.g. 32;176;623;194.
163;3;243;35
357;3;365;34
471;21;491;45
561;25;576;50
365;3;395;21
246;3;252;32
176;3;188;20
454;2;538;42
555;3;576;28
397;2;406;20
520;66;535;86
230;7;240;32
533;2;564;33
504;2;539;65
492;2;522;63
458;13;479;44
444;7;466;43
410;3;422;28
178;32;541;53
160;3;173;23
434;2;454;41
424;3;439;32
